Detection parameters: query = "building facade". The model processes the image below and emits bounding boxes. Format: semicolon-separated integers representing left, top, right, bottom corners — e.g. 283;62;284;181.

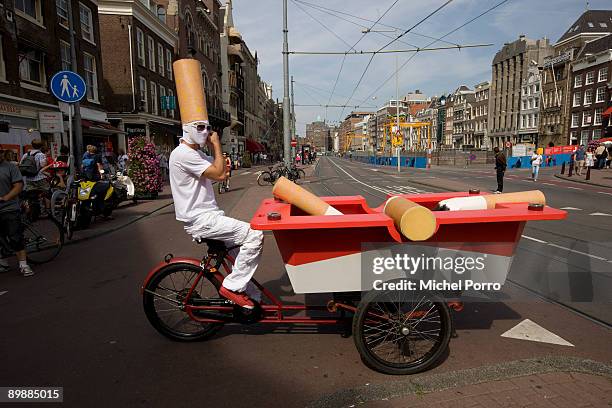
518;65;542;144
305;120;330;153
98;0;180;154
472;82;489;149
0;0;108;156
569;34;612;145
451;86;475;149
488;35;552;149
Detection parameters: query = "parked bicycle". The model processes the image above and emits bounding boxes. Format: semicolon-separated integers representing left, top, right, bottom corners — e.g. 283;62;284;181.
0;204;64;264
257;163;306;186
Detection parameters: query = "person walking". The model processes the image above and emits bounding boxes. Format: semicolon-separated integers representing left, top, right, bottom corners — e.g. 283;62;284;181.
574;144;585;175
117;149;129;174
594;143;607;169
493;147;506;194
585;147;595;169
530;149;543;181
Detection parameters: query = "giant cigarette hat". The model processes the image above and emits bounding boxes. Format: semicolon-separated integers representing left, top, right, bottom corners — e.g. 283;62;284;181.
273;176;342;216
173;59;209;123
383;196;437;241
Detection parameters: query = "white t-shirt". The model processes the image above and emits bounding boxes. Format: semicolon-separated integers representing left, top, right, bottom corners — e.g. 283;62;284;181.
531;153;542;166
169;143;219;222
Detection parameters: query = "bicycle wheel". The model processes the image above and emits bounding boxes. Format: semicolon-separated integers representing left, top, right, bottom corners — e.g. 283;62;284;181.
218;181;224;194
143;263;224;341
353;288;451;375
298;169;306;179
24;216;64;264
257;171;272;186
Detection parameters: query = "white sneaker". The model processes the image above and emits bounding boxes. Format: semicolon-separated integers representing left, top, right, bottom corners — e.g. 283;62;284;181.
20;265;34;277
493;191;502;194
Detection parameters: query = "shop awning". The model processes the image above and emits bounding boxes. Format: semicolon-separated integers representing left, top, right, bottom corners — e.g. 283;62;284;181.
82;120;125;135
246;138;265;153
602;107;612;117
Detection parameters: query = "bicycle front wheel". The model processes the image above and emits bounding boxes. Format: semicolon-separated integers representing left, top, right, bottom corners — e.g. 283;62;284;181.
257;171;272;186
24;216;64;264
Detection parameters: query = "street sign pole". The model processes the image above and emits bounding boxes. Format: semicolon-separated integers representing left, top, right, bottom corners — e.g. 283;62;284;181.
68;104;74;175
282;0;291;166
66;0;83;166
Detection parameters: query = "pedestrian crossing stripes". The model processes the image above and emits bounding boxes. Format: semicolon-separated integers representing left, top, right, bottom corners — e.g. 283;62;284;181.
383;185;430;195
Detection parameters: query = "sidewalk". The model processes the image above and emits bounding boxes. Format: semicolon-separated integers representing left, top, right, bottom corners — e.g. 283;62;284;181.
309;357;612;408
65;184;174;244
554;167;612;189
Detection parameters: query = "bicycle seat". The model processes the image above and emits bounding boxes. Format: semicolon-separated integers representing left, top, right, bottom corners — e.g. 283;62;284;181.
195;237;226;250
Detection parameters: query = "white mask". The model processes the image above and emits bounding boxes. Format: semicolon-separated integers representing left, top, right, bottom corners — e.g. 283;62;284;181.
182;121;209;146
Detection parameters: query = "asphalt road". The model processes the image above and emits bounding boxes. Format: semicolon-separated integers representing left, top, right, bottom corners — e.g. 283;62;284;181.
0;158;610;408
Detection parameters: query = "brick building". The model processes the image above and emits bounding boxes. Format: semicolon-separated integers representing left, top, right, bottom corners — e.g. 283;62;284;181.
488;35;552;149
98;0;180;154
569;34;612;145
451;85;475;149
472;82;489;149
518;64;542;144
305;119;330;153
0;0;108;156
339;111;372;153
539;10;612;147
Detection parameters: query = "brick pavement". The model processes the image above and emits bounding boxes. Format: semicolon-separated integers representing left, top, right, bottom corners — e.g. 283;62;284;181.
362;372;612;407
554;167;612;189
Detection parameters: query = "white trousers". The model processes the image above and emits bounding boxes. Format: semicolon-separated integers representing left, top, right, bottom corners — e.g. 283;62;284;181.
185;212;264;294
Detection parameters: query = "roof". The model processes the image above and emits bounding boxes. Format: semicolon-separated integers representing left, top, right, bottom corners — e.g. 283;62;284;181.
409;103;429;116
557;10;612;43
577;33;612;58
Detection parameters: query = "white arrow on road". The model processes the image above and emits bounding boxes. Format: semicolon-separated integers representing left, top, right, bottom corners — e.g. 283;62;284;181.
560;207;582;211
589;212;612;216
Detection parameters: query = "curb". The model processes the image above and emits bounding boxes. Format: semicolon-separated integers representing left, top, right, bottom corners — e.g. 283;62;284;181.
307;356;612;408
64;201;174;246
553;173;612;189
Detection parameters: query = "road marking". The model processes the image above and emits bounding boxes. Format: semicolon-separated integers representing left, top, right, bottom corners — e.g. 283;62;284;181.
521;234;547;244
370;169;379;172
560;207;582;211
598;191;612;196
241;171;251;175
566;186;582;190
329;159;398;196
590;212;612;217
501;319;574;347
521;235;610;261
0;291;7;296
542;182;555;186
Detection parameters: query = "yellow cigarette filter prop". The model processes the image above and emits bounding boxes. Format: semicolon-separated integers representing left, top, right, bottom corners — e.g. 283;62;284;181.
436;190;546;211
173;59;209;123
383;196;437;241
272;176;342;216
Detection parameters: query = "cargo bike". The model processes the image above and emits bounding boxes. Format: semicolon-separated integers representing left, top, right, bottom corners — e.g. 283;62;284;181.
141;191;566;375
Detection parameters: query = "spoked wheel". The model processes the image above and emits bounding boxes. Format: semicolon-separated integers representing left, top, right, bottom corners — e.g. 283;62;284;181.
24;216;64;264
142;263;224;341
353;289;451;375
298;169;306;180
257;171;273;186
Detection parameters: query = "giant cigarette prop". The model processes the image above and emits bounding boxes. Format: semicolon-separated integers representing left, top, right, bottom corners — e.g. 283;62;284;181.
272;176;342;216
173;59;209;123
383;196;437;241
436;190;546;211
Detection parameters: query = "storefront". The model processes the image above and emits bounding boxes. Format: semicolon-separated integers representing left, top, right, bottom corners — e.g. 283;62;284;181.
148;121;180;155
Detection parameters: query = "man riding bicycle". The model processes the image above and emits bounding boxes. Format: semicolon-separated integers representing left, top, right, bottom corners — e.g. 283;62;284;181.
169;59;262;309
0;149;34;276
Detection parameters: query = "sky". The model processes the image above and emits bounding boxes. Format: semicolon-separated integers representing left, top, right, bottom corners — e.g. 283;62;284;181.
232;0;611;136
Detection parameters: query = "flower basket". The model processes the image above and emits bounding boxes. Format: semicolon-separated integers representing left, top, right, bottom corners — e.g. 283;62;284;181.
127;136;163;198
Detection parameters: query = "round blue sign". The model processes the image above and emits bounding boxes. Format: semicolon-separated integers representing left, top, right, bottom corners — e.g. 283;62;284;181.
50;71;87;103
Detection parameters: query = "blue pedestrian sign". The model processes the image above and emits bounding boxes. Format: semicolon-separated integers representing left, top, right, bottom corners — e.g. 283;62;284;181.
50;70;86;103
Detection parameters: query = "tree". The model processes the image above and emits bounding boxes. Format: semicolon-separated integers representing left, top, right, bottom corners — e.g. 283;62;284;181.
128;136;162;197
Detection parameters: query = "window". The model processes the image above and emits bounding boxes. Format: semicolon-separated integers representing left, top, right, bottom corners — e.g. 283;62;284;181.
535;83;540;92
573;92;581;106
159;85;166;116
167;89;175;118
56;0;68;27
147;36;155;70
15;0;42;23
522;86;528;95
165;49;172;79
157;5;166;23
150;82;158;115
136;28;145;66
570;131;578;142
584;89;593;105
139;76;148;112
596;87;605;103
587;22;594;28
522;100;527;110
534;113;538;127
594;108;603;125
580;130;590;145
582;111;592;126
599;67;608;82
60;41;71;70
585;71;595;85
0;35;5;81
83;53;98;102
156;43;164;76
521;115;526;128
79;3;94;43
571;113;579;128
574;74;582;88
534;98;539;108
593;129;602;139
19;49;45;86
600;22;608;28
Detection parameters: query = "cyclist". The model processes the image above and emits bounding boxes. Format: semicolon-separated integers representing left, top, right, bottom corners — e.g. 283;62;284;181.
223;152;232;190
0;149;34;276
169;121;263;309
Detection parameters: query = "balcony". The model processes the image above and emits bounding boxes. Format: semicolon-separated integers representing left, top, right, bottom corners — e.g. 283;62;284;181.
229;27;242;44
228;44;243;62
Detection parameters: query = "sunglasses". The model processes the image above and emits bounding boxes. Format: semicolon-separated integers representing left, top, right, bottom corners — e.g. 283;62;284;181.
196;125;212;132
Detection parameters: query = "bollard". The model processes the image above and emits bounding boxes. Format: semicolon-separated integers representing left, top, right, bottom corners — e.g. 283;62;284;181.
568;161;573;177
561;162;565;174
586;166;591;181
